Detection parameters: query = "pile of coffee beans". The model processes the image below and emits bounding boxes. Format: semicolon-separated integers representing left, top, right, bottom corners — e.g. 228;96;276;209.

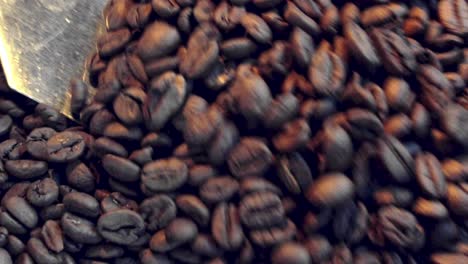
1;0;468;263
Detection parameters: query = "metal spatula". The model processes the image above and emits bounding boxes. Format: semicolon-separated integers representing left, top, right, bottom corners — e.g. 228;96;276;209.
0;0;107;119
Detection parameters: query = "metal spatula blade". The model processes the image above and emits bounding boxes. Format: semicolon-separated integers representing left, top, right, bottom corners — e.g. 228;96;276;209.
0;0;107;120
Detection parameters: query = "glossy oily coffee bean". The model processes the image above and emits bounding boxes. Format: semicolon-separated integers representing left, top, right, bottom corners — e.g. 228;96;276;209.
306;173;355;208
141;157;188;192
212;203;244;250
276;152;313;194
46;131;85;162
41;220;64;253
97;209;145;245
239;191;285;229
139;194;177;232
227;137;273;178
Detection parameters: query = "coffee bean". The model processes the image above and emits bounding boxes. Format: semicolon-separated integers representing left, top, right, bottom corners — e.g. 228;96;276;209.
1;197;38;234
47;132;85;162
446;183;468;216
306;173;355;208
26;238;62;264
41;220;64;253
200;176;239;204
273;118;311;153
165;218;198;246
97;209;145;245
176;195;210;227
26;178;59;207
413;197;449;219
141;157;188;192
272;242;310;264
276;152;313;194
61;212;101;244
127;3;152;29
228;137;273;178
212;203;244;250
250;219;296;247
63;192;100;218
284;1;320;37
0;139;26;160
0;248;12;264
137;22;181;61
344;22;381;72
308;45;346;98
415;153;447;198
377;136;414;184
239;191;285;229
5;160;48;179
139;194;177;231
221;38;257;60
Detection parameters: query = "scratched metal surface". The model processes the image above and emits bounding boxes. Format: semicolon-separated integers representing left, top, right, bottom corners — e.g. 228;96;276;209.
0;0;106;120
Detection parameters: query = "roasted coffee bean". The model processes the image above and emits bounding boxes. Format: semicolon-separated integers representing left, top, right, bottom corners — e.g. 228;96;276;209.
250;219;297;247
440;103;468;147
239;191;285;229
0;139;26;160
137;21;181;61
102;154;140;183
5;160;48;179
26;178;59;207
144;72;188;131
0;248;12;264
240;177;281;197
305;235;332;263
342;108;384;141
412;198;449;219
308;45;346;98
212;203;243;250
312;124;353;172
180;25;220;79
141;157;188;192
98;29;131;58
273;118;311;153
333;201;368;244
228;137;273;178
97;209;145;245
176;195;210;227
241;13;272;44
127;3;152;29
276;152;313;194
344;22;381;72
438;0;468;36
153;0;180;18
63;192;100;218
140;194;177;231
200;176;239;204
306;173;355;208
373;187;414;208
26;127;56;160
46;131;85;162
369;206;425;250
370;28;417;76
1;196;38;234
183;107;223;147
61;212;101;244
446;183;468;216
272;242;310;264
377;136;414;184
188;164;217;187
415;153;447;198
221;38;257;60
284;1;320;37
26;237;62;264
41;220;64;253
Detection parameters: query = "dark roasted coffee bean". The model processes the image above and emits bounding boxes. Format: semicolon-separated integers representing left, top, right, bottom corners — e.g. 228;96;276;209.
239;191;285;229
46;131;85;162
6;234;25;256
258;41;293;77
102;154;140;183
241;13;272;44
370;28;417;76
61;212;101;244
176;195;210;227
306;173;354;208
344;22;381;72
1;196;38;234
333;201;368;244
342;108;384;141
26;127;56;160
5;159;48;179
140;249;172;264
212;203;244;250
305;235;332;263
290;27;314;69
165;218;198;246
284;1;320;37
65;161;95;193
127;3;153;29
263;93;299;130
308;45;346;98
312;124;353;172
369;206;425;250
26;178;59;207
97;209;145;245
240;177;281;197
98;29;131;58
63;192;100;218
144;72;188;131
188;164;217;187
0;115;12;137
440;103;468;147
250;219;297;247
272;242;310;264
221;38;257;60
214;2;245;31
40;204;65;221
273;118;311;153
180;25;220;79
140;194;177;231
377;136;414;184
103;122;143;141
412;197;448;219
153;0;180;18
41;220;64;253
415;153;447;198
85;243;124;259
0;248;12;264
0;139;25;160
438;0;468;36
200;176;239;204
113;87;146;126
446;183;468;216
137;21;181;61
26;237;62;264
184;107;223;147
276;152;313;194
142;157;188;192
228;137;273;178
